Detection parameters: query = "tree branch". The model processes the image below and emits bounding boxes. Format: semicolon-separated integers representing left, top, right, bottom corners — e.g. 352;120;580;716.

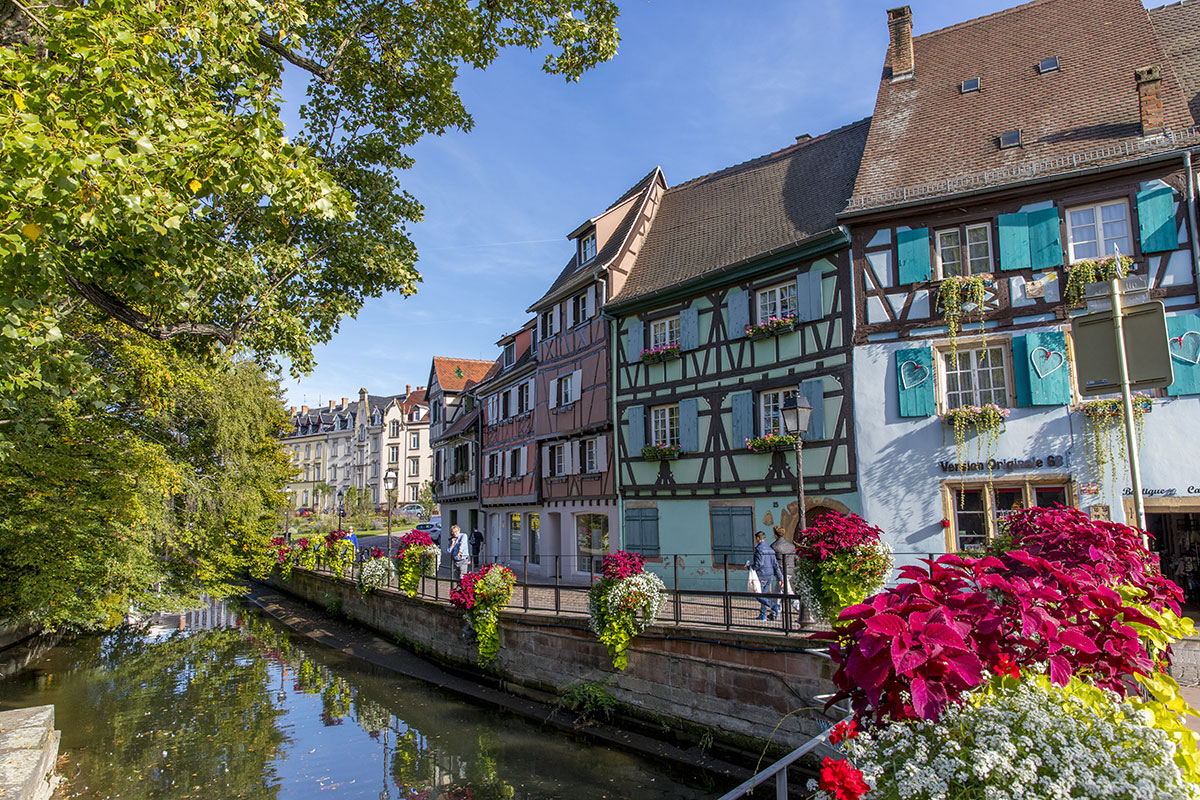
62;269;237;346
257;30;333;82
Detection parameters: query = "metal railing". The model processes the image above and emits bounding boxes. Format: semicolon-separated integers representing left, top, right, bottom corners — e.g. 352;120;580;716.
716;713;850;800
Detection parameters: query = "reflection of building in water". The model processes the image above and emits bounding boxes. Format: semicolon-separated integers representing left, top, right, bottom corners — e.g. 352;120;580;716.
142;597;241;637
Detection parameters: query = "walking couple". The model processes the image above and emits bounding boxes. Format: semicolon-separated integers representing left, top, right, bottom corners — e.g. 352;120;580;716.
749;527;797;621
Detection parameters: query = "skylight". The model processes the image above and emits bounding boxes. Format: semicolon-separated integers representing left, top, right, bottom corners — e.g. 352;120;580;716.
999;129;1022;149
960;77;980;94
1038;57;1059;74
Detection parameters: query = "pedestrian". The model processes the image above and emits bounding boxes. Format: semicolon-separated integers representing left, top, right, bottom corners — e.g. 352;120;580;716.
772;525;800;613
751;530;783;621
470;528;485;569
449;525;471;582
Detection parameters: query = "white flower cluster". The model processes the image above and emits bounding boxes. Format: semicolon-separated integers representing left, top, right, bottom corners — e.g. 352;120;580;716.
358;556;392;594
588;571;666;636
839;679;1200;800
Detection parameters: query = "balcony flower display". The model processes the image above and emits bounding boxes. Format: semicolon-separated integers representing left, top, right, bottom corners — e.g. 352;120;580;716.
745;432;796;453
587;551;666;670
745;314;796;339
392;529;441;598
641;442;682;460
792;512;891;626
639;342;681;363
294;536;321;571
450;563;516;665
942;403;1010;476
1064;253;1132;307
811;507;1199;800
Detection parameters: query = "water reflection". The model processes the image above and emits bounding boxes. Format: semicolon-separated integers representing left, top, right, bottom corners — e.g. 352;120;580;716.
0;600;713;799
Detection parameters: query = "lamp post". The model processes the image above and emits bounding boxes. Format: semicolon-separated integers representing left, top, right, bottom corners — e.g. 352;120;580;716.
384;468;398;557
337;489;346;534
779;393;814;534
284;488;294;543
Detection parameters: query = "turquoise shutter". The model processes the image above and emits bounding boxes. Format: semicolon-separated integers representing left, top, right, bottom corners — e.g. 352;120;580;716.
998;213;1031;271
626;321;644;361
679;397;699;452
896;347;936;417
730;390;754;446
626;405;646;452
1167;313;1200;396
797;379;825;441
1028;207;1063;270
680;307;699;350
1021;331;1071;405
1138;186;1177;254
625;508;659;555
727;289;749;338
1012;334;1032;408
897;228;931;284
796;268;823;322
711;507;734;557
711;507;753;561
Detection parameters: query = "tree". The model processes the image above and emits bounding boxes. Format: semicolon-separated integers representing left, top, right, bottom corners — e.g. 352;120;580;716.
418;480;437;520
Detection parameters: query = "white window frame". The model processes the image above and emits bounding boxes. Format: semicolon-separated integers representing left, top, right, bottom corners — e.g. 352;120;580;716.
759;389;791;436
409;484;419;502
408;457;419;477
650;404;680;448
937;341;1013;412
388;445;399;463
756;282;798;323
410;432;419;449
580;231;597;263
572;292;589;325
390;420;400;437
1066;199;1133;264
518;382;530;414
582;438;598;473
551;444;565;476
503;342;516;367
650;316;681;349
935;222;992;278
558;373;574;406
509;448;521;478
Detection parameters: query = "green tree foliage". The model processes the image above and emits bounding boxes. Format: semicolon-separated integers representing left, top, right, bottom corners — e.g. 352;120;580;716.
418;479;437;519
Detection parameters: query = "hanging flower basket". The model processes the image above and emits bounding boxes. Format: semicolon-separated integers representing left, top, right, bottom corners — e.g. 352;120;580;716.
943;403;1010;477
937;273;991;363
587;551;665;670
641;443;682;460
745;314;797;340
792;512;892;626
640;342;681;363
1064;255;1133;307
746;433;796;453
450;564;516;665
392;529;441;597
1079;394;1153;488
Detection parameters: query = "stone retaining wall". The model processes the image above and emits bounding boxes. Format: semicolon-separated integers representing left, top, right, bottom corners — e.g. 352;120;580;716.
0;706;59;800
269;569;840;748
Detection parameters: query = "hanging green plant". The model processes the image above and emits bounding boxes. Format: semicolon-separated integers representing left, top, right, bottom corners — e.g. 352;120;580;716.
943;403;1011;479
938;273;991;364
1080;394;1153;487
1064;254;1132;307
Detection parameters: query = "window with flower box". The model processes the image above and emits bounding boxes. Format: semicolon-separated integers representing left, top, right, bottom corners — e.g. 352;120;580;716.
650;316;681;349
935;222;992;278
940;345;1010;410
759;389;796;436
756;282;798;323
1066;200;1131;262
945;480;1073;551
650;404;680;448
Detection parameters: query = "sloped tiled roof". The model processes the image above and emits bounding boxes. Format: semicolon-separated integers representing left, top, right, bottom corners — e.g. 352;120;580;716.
431;357;496;393
439;406;480;440
1151;1;1200;124
849;0;1193;210
608;119;870;306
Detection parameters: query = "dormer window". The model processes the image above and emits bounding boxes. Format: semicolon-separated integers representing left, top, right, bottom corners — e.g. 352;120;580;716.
503;341;515;368
1038;56;1059;74
960;77;980;94
580;231;597;263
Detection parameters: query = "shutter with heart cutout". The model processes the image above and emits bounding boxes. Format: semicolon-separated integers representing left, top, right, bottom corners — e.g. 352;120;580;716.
1013;330;1070;406
1167;313;1200;396
896;347;935;417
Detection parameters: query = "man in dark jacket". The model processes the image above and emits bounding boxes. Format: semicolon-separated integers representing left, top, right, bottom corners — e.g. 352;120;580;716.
752;531;783;620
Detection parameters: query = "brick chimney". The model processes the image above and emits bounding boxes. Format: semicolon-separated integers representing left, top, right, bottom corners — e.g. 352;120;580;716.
406;384;411;394
1137;66;1165;135
328;400;335;410
341;397;349;408
887;6;914;77
300;405;309;414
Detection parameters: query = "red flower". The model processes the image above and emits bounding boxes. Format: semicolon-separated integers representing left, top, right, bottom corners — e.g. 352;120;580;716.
992;653;1020;680
818;758;870;800
829;719;858;745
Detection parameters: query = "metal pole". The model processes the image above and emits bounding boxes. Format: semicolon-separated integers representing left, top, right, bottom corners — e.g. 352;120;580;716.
1110;275;1148;534
673;556;681;624
794;438;808;532
386;504;392;559
723;554;731;629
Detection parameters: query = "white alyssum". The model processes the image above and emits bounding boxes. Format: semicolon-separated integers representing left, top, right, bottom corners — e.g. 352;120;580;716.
587;571;666;636
358;556;392;594
832;680;1199;800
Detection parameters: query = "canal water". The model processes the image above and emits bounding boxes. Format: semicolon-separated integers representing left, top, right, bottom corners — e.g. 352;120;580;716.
0;599;716;800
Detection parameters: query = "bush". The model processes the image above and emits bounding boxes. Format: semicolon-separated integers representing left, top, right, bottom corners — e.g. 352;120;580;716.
558;681;617;723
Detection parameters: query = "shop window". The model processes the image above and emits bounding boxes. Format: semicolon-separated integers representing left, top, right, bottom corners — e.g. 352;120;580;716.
1066;200;1131;262
509;512;522;559
528;513;540;565
947;480;1073;551
577;513;609;574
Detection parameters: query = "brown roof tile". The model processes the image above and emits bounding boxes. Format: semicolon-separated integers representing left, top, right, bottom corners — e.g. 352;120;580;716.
850;0;1193;209
431;357;496;393
608;119;870;305
1151;1;1200;124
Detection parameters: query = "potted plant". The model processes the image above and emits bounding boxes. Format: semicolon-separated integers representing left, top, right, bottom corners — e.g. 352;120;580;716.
450;563;516;664
745;314;797;340
392;529;441;597
641;442;682;460
587;551;666;669
1064;254;1132;307
639;342;681;363
746;432;796;453
792;512;891;626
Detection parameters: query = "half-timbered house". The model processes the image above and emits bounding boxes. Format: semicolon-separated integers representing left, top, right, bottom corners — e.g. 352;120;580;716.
843;1;1200;567
607;120;871;588
428;357;495;539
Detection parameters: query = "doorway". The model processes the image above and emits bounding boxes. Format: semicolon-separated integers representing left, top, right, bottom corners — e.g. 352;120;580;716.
1146;511;1200;604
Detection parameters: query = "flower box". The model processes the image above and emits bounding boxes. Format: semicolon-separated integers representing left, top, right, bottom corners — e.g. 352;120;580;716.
745;315;797;340
641;443;681;460
640;343;681;363
746;433;796;453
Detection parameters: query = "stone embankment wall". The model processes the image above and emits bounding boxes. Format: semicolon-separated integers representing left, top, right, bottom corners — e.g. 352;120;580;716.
0;705;59;800
269;569;840;748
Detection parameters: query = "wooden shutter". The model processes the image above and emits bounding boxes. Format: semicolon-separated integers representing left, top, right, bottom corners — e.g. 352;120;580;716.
711;507;734;557
796;268;824;322
998;213;1031;271
797;379;826;440
727;288;750;338
626;320;644;360
1138;186;1177;254
528;378;535;406
730;390;754;447
626;405;646;453
566;440;579;474
1014;331;1071;406
679;398;699;452
680;307;699;351
548;378;559;409
596;435;608;473
586;285;596;319
1167;312;1200;396
897;228;932;284
520;447;528;475
1028;207;1063;270
541;445;551;477
896;347;936;417
571;369;582;403
625;507;658;555
711;506;753;560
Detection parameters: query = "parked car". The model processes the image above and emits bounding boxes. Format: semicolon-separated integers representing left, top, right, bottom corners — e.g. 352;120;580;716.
398;503;426;520
413;516;442;545
296;507;314;518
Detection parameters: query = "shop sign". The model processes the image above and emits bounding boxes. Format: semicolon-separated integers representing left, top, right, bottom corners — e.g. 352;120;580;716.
937;454;1065;473
1120;486;1200;496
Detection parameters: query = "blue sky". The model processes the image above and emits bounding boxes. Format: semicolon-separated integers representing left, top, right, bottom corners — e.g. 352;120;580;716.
277;0;1111;407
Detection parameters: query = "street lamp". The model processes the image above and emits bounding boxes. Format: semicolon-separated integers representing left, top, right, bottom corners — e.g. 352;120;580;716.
337;489;345;534
384;468;398;557
779;392;814;533
284;488;294;543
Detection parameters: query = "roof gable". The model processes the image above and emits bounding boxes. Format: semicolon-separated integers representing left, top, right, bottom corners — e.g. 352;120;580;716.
430;357;496;394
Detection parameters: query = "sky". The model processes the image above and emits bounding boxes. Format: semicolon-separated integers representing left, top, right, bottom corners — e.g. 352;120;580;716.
277;0;1125;408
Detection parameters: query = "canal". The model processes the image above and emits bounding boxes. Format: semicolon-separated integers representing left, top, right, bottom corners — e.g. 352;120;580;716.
0;599;716;799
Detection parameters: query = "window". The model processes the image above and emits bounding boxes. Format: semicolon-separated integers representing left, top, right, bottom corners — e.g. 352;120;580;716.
650;316;681;348
373;435;380;452
572;292;589;325
331;442;338;457
936;223;992;277
557;373;574;406
305;444;311;458
509;512;522;559
487;452;499;479
580;231;597;263
408;457;419;477
942;346;1009;409
501;391;511;419
651;404;680;448
303;490;309;506
528;513;540;565
509;448;521;478
948;481;1073;551
1066;200;1132;263
313;464;321;480
1038;56;1059;74
503;342;515;367
625;508;661;557
757;282;798;322
541;309;555;339
759;389;793;436
517;382;530;414
410;432;419;449
331;465;338;481
960;77;980;93
550;443;564;477
315;443;322;457
576;513;609;573
388;445;399;463
999;129;1021;149
409;484;419;502
711;506;754;563
390;420;400;437
582;438;598;473
371;462;378;478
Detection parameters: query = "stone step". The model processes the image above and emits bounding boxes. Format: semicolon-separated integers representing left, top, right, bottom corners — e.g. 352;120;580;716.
0;705;59;800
